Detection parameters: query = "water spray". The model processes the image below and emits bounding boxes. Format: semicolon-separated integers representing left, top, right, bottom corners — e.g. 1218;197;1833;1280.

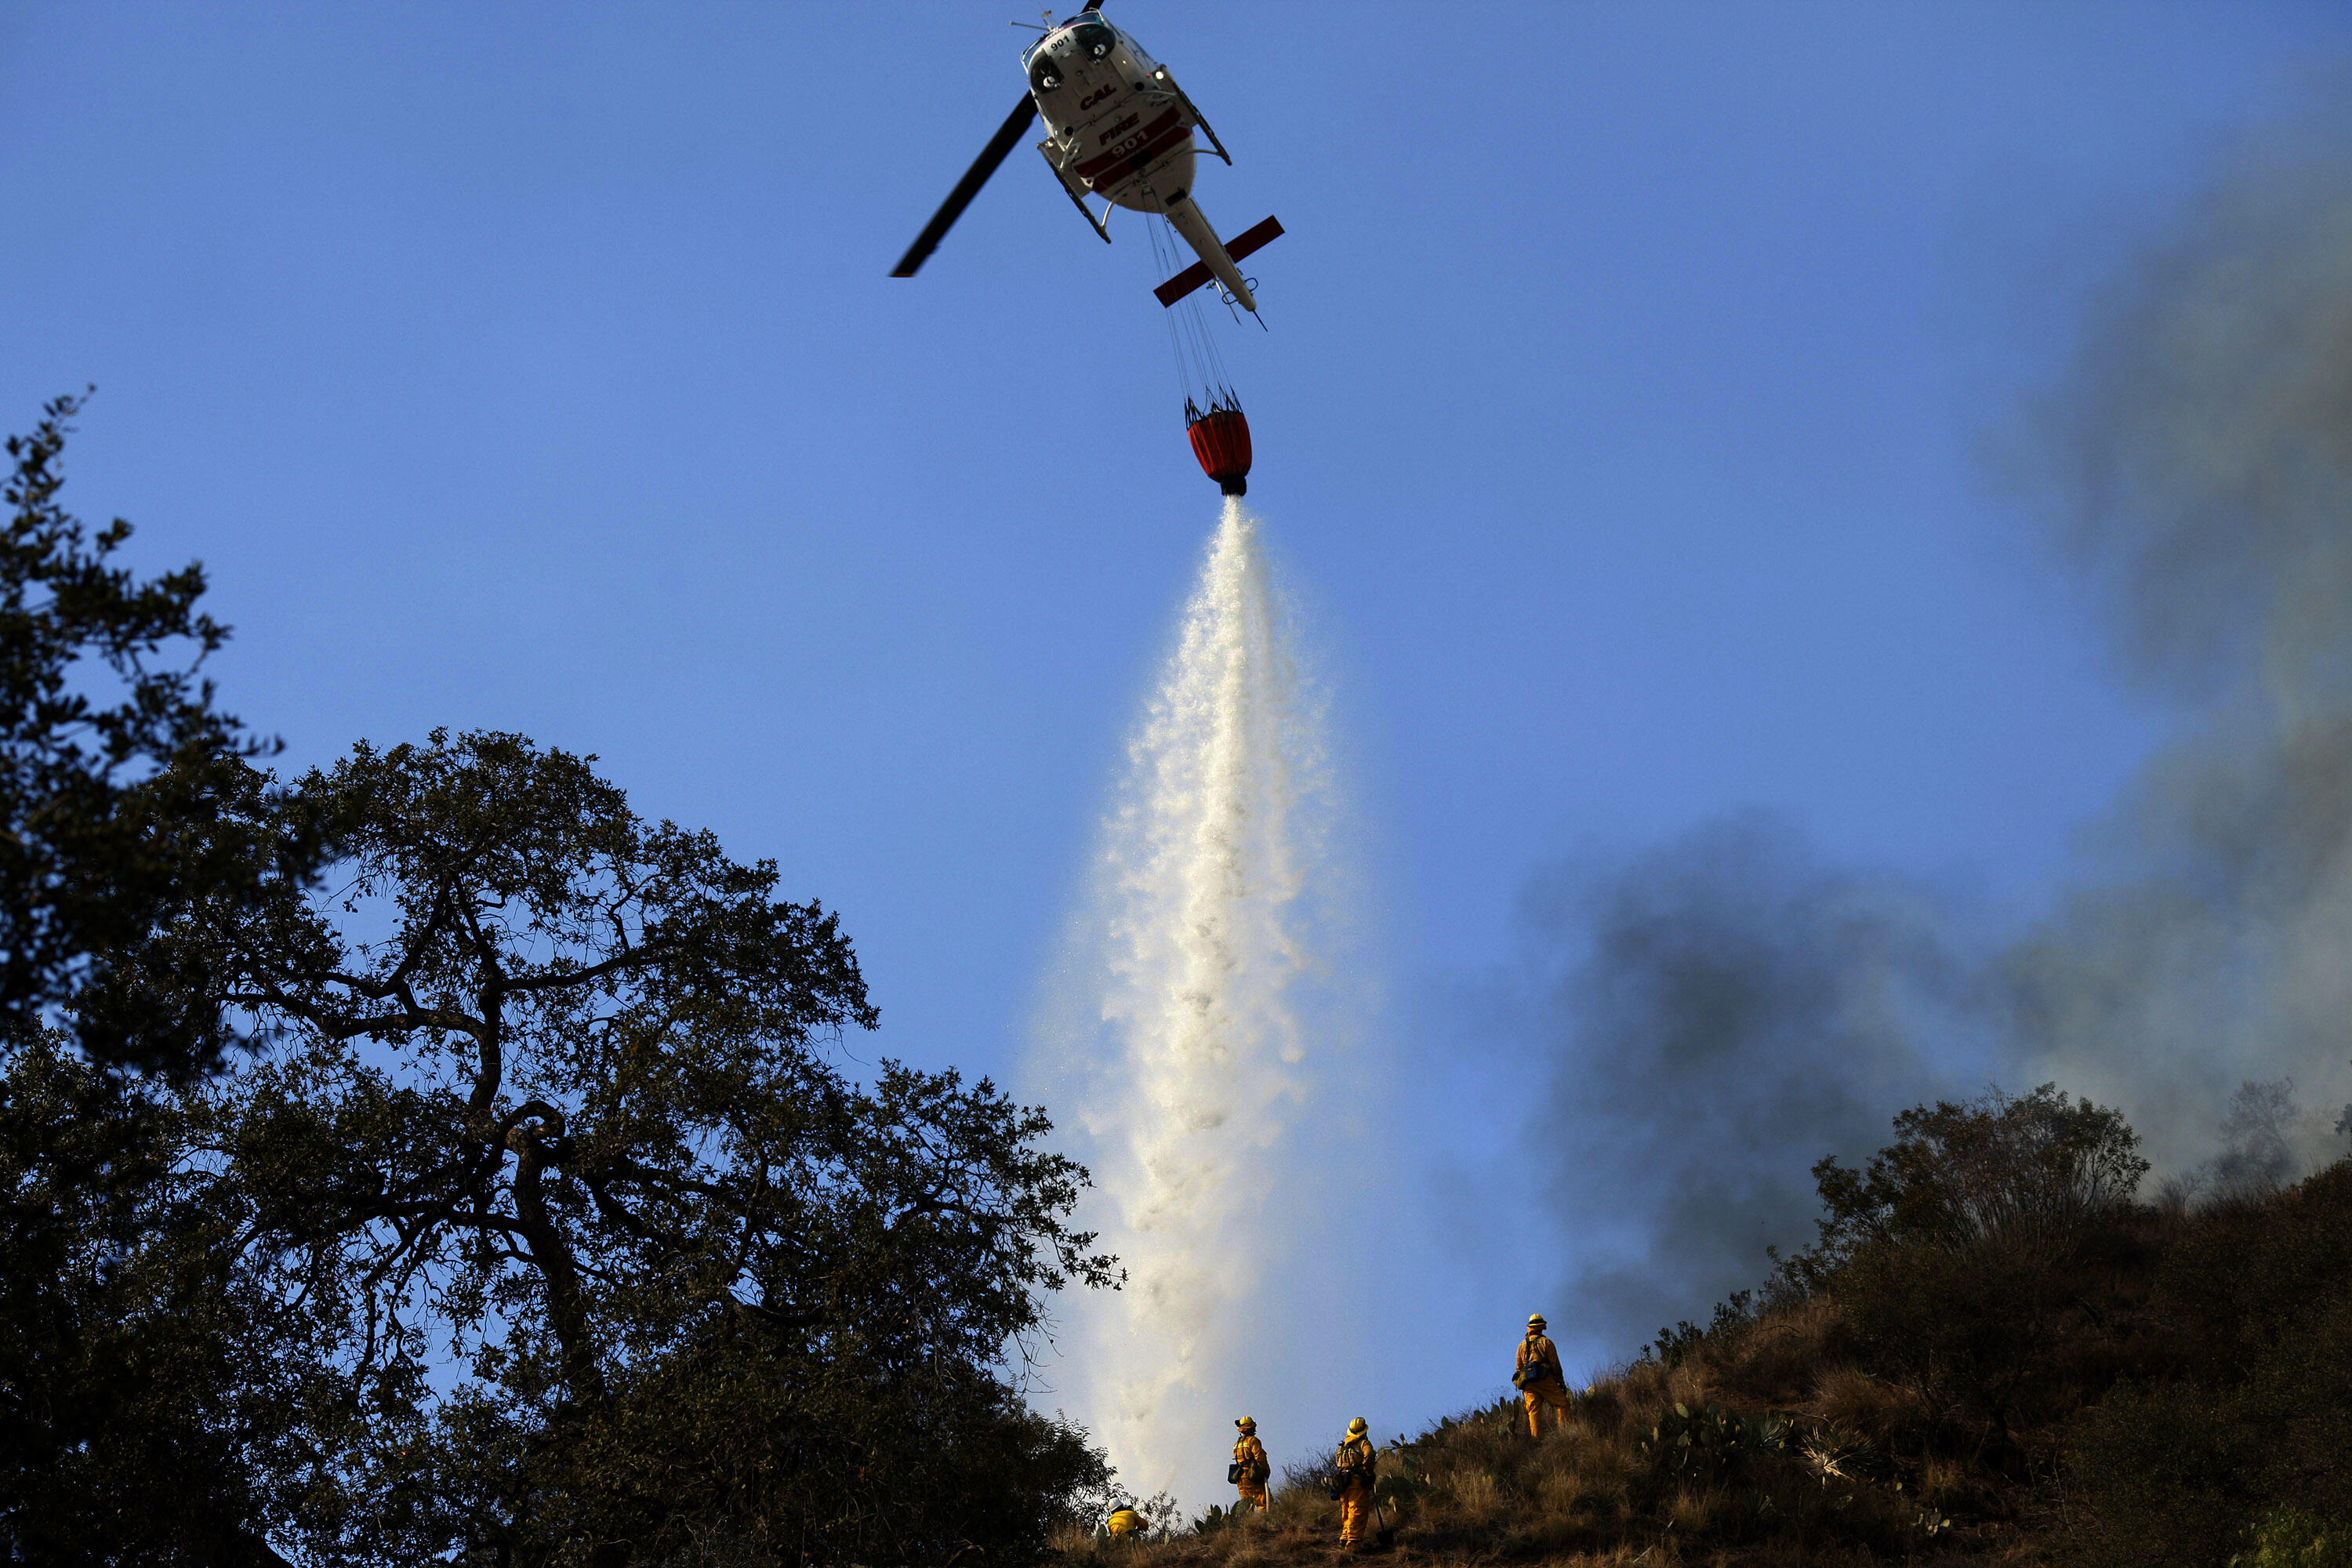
1036;498;1364;1501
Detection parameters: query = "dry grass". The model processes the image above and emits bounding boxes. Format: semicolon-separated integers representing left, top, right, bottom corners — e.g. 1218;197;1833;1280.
1058;1292;2042;1567
1070;1181;2352;1566
1061;1149;2352;1566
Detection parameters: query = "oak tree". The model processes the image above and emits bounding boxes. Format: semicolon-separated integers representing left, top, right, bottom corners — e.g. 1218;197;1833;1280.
206;730;1116;1565
0;397;319;1565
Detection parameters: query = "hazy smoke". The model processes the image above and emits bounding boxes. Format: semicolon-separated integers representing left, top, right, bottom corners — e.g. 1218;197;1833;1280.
2002;118;2352;1175
2205;1077;2304;1198
1518;815;1976;1356
1523;103;2352;1354
1033;499;1370;1503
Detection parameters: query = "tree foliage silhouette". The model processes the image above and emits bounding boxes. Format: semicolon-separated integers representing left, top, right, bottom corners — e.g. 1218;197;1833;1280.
201;730;1117;1564
0;397;324;1566
0;392;309;1076
0;405;1117;1564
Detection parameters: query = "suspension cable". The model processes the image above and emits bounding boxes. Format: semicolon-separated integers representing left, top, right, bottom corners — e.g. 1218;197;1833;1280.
1147;214;1238;417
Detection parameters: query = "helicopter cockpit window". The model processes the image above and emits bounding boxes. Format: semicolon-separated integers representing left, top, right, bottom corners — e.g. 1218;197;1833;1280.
1069;21;1116;60
1029;52;1064;93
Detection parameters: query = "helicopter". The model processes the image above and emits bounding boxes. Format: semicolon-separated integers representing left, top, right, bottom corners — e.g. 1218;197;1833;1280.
891;3;1283;316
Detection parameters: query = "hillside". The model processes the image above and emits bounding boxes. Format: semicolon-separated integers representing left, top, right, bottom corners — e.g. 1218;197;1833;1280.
1056;1091;2352;1567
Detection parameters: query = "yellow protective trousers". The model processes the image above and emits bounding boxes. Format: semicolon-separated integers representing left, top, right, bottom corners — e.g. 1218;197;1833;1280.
1236;1478;1268;1514
1521;1378;1573;1437
1338;1482;1374;1545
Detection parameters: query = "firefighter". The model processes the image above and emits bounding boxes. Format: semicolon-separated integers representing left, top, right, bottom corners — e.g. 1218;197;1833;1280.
1106;1504;1144;1538
1514;1313;1573;1438
1231;1417;1270;1516
1334;1417;1376;1549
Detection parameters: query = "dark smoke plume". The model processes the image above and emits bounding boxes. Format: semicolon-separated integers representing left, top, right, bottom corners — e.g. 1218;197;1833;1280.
1519;815;1980;1356
2005;111;2352;1174
1519;101;2352;1356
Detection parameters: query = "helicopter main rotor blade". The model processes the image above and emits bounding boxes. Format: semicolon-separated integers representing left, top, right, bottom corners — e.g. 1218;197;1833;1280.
891;94;1041;278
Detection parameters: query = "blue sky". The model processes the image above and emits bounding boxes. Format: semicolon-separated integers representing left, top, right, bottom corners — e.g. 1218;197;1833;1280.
8;0;2350;1455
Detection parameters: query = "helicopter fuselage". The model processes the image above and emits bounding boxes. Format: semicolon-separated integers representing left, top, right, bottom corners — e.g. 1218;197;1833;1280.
1024;14;1257;310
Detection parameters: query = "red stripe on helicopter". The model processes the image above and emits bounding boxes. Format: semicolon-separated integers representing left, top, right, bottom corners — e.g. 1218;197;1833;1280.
1152;216;1286;307
1075;107;1187;185
1088;123;1192;198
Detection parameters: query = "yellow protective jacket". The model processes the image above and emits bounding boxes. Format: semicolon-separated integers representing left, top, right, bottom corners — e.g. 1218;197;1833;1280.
1233;1434;1269;1482
1516;1333;1566;1389
1334;1434;1375;1494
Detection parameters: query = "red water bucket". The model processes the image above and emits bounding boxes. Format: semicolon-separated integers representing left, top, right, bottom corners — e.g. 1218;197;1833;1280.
1185;407;1252;496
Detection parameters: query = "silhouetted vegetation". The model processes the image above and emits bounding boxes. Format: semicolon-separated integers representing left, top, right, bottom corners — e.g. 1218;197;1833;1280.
0;392;313;1076
0;397;324;1566
1101;1087;2352;1566
0;404;1120;1566
197;728;1123;1564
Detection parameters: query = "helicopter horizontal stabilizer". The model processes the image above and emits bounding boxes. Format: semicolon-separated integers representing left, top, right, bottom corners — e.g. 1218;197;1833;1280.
1153;216;1284;308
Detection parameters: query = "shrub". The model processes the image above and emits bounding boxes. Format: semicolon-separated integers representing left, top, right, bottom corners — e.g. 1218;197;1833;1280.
2071;1165;2352;1568
1638;1400;1797;1483
1762;1086;2151;1449
2232;1508;2352;1568
1805;1084;2147;1266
